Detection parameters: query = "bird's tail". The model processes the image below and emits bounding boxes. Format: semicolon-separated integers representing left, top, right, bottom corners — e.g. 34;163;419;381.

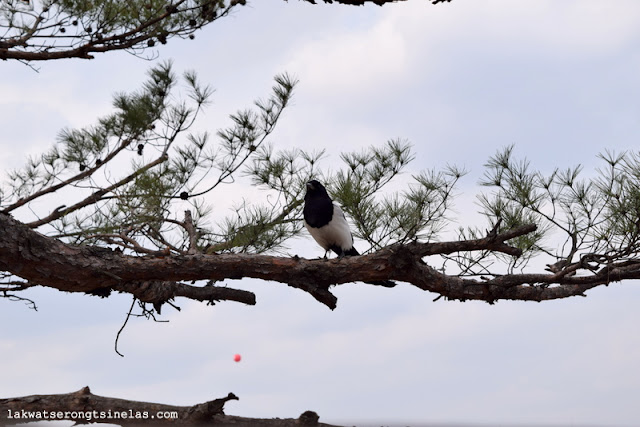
365;280;397;288
343;247;359;256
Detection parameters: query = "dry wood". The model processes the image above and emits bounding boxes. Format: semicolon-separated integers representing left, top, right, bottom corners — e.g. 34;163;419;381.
0;386;340;426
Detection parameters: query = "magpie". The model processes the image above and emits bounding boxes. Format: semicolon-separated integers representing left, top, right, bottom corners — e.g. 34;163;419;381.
303;179;396;288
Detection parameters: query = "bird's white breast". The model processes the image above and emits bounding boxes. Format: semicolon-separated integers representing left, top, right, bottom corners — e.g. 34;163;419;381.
304;204;353;252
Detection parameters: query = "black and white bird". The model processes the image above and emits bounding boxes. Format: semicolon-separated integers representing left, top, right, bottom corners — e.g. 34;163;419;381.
303;179;396;288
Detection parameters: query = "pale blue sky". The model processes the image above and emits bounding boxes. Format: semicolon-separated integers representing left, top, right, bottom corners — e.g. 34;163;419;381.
2;1;640;426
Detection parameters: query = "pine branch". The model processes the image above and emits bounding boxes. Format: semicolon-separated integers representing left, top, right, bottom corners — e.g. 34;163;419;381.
0;1;245;62
25;151;169;228
3;211;634;311
1;136;136;215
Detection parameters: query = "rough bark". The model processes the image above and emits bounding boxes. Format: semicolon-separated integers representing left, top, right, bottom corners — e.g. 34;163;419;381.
2;212;636;310
0;386;340;426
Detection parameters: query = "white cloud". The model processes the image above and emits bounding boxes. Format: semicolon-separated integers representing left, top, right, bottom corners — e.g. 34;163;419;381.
387;0;640;58
283;12;408;101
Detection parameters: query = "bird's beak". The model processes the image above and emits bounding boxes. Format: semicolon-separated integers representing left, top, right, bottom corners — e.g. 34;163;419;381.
306;181;314;190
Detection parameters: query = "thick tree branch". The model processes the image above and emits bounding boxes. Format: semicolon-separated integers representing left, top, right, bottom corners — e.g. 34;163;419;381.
1;213;634;310
0;386;340;426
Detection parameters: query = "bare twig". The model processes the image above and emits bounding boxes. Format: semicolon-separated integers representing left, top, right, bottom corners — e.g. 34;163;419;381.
114;296;137;357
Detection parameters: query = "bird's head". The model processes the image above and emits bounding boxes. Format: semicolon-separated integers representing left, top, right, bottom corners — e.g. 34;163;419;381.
305;179;329;198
